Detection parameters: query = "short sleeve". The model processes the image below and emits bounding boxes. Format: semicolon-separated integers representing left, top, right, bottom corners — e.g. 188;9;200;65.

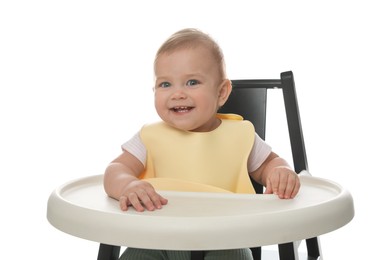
247;133;272;173
121;131;147;166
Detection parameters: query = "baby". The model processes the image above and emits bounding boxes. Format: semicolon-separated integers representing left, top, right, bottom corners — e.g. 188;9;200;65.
104;28;300;260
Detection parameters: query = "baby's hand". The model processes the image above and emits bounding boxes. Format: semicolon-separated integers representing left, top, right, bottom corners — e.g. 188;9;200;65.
264;166;300;199
119;180;168;212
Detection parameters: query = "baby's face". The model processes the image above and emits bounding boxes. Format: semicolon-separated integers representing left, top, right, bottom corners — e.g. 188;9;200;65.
154;46;227;132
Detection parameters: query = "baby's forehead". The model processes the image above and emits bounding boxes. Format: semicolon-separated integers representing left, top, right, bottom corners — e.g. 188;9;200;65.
163;42;214;56
155;42;225;78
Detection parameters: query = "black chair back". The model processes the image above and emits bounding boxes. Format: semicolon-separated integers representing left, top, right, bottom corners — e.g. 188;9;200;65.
217;71;320;260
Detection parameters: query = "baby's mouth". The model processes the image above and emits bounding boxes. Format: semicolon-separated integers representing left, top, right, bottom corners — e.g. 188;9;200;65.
171;106;194;113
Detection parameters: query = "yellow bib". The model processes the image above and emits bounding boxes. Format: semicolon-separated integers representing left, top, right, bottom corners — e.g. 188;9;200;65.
139;114;256;194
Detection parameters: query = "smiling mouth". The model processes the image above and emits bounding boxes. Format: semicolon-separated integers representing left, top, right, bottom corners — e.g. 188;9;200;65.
171;106;194;113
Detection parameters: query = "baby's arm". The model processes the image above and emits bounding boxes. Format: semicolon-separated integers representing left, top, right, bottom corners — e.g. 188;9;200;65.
249;152;300;199
103;151;168;212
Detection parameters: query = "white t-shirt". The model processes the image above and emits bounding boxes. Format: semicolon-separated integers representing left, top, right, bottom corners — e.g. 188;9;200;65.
122;130;272;174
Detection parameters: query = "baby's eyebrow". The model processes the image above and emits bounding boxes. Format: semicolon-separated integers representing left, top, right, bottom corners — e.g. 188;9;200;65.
155;76;170;81
184;72;203;78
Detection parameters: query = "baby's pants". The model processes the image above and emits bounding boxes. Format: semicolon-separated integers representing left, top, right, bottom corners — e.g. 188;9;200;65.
119;248;253;260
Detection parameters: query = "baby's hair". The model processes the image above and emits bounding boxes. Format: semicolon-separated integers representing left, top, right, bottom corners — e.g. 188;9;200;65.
154;28;226;79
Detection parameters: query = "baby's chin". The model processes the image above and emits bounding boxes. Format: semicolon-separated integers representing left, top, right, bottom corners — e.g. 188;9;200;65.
160;115;218;132
168;123;196;132
163;122;202;132
168;118;221;132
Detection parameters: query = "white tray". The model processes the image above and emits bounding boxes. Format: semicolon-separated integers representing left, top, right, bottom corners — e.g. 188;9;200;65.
47;175;354;250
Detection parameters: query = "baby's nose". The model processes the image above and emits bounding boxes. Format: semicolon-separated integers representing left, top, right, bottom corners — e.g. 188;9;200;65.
171;86;187;99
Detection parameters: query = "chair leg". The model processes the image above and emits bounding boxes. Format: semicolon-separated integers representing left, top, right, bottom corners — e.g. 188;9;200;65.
250;247;261;260
306;237;321;259
278;242;299;260
191;251;205;260
97;243;120;260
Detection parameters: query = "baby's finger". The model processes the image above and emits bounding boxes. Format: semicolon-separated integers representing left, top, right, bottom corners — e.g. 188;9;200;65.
270;173;280;196
119;196;129;211
277;174;290;199
290;177;300;198
282;174;300;199
264;177;274;194
128;192;147;212
119;193;144;212
152;194;168;209
147;191;168;209
136;189;157;211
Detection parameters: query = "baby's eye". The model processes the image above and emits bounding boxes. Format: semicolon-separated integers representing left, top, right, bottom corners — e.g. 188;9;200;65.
158;82;171;88
186;79;199;86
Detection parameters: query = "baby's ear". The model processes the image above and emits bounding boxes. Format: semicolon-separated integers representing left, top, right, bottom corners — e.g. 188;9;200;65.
218;79;232;107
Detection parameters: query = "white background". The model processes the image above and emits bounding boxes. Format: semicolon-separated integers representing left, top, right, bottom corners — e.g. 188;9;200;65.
1;0;389;259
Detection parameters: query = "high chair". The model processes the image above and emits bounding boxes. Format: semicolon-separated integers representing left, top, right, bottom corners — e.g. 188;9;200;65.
47;71;354;260
98;71;318;260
